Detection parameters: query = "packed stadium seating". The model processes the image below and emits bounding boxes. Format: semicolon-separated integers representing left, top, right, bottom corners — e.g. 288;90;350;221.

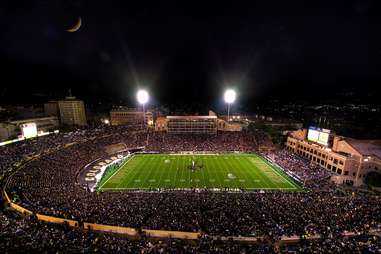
1;125;380;252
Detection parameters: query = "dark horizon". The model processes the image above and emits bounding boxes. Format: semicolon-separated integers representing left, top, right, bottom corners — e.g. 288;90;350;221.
0;1;378;109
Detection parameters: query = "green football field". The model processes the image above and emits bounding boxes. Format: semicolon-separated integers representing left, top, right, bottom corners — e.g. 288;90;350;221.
98;154;303;191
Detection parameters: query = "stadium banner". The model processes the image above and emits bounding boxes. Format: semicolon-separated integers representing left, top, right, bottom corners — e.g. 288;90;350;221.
83;222;137;236
142;229;200;240
36;214;79;227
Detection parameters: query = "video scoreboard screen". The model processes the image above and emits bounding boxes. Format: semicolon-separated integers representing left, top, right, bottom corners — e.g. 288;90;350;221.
21;123;38;139
307;127;331;146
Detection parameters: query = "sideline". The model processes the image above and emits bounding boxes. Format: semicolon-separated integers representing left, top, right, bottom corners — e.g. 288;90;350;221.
97;154;134;190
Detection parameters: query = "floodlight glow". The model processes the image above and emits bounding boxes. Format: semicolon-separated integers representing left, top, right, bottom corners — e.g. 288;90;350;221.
224;89;236;104
137;90;149;104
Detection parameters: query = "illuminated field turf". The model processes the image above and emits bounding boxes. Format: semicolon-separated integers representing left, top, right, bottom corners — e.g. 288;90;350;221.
98;154;303;191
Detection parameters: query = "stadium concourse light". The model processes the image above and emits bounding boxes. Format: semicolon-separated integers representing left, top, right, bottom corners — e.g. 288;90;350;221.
224;89;236;122
137;90;149;126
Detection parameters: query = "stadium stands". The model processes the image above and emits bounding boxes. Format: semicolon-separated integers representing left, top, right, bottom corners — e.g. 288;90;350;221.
1;125;380;252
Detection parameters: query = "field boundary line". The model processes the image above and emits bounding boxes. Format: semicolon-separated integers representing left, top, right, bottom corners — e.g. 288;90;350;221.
99;154;134;190
247;156;275;189
100;187;297;191
259;156;298;190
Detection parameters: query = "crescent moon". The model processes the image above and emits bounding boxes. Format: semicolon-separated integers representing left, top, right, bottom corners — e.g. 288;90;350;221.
66;17;82;32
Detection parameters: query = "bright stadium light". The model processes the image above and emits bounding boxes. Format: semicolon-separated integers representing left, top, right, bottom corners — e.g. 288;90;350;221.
137;90;149;104
224;89;236;104
224;89;236;122
137;89;149;126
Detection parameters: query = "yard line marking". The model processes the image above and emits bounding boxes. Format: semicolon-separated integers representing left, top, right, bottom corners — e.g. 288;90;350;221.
260;156;297;190
145;155;161;189
101;153;301;192
246;156;277;189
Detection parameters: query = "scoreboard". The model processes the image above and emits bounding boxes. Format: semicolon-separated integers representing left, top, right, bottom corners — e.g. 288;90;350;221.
307;127;331;146
21;123;38;139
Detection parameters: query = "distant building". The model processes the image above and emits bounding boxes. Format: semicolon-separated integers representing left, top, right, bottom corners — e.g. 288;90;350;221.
0;116;59;141
155;116;168;131
5;105;44;119
154;111;242;133
110;107;153;126
44;101;59;117
58;96;87;126
0;123;17;141
286;128;381;186
220;113;246;122
217;119;242;131
10;116;59;133
166;115;217;134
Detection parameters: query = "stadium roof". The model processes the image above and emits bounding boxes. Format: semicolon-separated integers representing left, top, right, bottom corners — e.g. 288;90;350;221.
167;116;217;120
346;139;381;159
110;107;153;113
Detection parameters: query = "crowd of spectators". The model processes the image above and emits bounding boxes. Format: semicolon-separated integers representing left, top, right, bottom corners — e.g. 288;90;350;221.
280;234;381;254
0;125;142;177
1;126;380;252
263;150;333;183
1;209;274;253
146;131;260;152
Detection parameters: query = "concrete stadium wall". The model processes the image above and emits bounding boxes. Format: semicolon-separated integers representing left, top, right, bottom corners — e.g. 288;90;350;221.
143;229;200;240
36;214;79;228
84;222;137;236
10;202;33;216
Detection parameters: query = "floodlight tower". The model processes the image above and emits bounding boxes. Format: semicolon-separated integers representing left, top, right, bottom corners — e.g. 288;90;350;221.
137;90;149;126
224;89;236;122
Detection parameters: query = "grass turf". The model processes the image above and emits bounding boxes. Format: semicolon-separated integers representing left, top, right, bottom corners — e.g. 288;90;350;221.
98;153;303;192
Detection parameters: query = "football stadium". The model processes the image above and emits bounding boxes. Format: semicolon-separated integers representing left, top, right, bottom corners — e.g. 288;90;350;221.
1;2;380;253
2;117;381;253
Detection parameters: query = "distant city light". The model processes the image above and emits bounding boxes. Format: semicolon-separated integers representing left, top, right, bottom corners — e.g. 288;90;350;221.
137;90;149;104
104;119;110;124
224;89;236;104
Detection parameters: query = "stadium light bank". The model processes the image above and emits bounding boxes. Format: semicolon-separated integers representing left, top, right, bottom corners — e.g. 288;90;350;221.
224;89;236;122
137;89;149;125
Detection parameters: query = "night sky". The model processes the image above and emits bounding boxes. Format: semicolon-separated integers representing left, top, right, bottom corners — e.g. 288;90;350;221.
0;1;378;110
